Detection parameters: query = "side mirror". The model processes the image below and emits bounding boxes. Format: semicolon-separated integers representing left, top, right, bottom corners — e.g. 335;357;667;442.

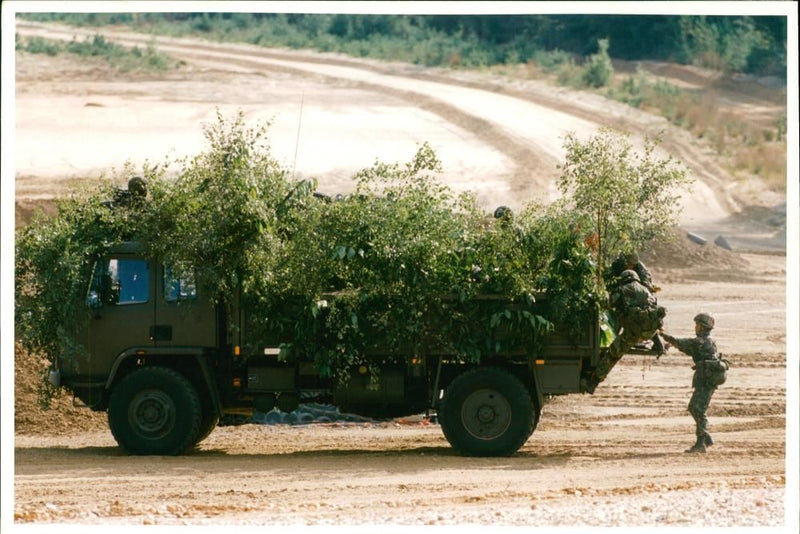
86;290;102;312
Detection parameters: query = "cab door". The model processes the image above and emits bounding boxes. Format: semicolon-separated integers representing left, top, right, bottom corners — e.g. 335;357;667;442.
153;262;217;348
85;253;155;378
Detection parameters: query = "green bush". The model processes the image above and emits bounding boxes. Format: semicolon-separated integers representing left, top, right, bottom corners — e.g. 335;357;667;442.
20;35;63;55
582;38;614;88
530;48;572;72
16;33;176;72
555;58;585;88
557;128;692;278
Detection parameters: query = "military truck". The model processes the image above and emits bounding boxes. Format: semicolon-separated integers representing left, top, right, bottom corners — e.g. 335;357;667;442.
50;241;605;457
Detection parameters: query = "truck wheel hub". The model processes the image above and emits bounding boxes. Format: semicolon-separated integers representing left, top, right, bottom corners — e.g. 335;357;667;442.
477;405;496;423
130;390;175;438
461;388;512;440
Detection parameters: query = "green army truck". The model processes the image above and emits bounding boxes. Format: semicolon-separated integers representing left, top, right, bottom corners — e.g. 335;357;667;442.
50;241;604;457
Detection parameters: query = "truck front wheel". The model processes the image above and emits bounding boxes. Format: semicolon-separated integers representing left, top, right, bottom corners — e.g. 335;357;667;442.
194;406;219;446
439;367;534;457
108;366;201;455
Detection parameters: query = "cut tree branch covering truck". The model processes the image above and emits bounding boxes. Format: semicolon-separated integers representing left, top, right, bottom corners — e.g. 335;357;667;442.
20;121;685;458
51;240;606;457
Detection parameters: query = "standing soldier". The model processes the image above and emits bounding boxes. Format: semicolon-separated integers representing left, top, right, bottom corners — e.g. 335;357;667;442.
661;313;729;453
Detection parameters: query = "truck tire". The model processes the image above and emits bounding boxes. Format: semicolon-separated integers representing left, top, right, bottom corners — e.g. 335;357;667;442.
439;367;534;457
193;381;219;447
194;408;219;446
108;366;201;455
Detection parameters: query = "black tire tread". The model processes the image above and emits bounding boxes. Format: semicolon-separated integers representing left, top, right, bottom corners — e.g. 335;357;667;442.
194;412;220;446
439;367;535;457
108;366;201;455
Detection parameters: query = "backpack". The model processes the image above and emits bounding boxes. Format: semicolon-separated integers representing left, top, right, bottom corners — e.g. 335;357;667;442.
703;356;730;386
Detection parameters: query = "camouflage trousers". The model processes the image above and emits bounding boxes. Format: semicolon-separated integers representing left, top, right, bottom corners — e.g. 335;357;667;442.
592;308;664;384
593;326;657;383
689;384;717;438
594;330;638;382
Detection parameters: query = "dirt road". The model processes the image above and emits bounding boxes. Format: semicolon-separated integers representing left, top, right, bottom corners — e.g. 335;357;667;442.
11;22;792;528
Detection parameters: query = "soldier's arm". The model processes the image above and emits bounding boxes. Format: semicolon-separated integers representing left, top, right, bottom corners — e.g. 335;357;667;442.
661;334;696;356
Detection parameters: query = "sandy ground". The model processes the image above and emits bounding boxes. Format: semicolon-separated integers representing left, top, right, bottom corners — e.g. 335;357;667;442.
10;21;794;528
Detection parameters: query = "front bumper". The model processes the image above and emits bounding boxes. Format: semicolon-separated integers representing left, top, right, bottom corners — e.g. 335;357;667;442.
48;369;61;388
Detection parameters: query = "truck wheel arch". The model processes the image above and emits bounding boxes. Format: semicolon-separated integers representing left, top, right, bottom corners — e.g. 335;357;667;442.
105;348;223;422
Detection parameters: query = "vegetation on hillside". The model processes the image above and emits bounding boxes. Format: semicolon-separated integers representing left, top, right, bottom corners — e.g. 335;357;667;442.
18;13;786;77
15;33;179;71
16;113;689;392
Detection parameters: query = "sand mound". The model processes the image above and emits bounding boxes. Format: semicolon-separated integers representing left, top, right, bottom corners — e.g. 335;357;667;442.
642;227;750;271
14;341;107;435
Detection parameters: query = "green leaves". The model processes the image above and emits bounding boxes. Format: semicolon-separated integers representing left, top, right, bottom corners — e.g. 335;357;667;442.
557;128;691;279
18;114;682;391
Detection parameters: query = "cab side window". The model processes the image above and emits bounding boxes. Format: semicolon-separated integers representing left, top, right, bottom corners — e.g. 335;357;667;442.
164;262;197;302
88;258;150;306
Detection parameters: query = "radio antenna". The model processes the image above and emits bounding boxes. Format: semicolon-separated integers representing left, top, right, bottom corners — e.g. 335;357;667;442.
291;92;305;180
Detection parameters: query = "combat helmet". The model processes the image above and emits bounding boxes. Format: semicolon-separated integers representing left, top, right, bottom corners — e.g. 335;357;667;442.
623;251;640;266
128;176;147;198
619;269;640;283
694;312;715;330
493;205;513;220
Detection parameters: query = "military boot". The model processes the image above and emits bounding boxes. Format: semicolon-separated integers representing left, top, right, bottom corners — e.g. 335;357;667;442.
580;373;599;395
651;334;666;356
703;433;714;447
685;437;707;453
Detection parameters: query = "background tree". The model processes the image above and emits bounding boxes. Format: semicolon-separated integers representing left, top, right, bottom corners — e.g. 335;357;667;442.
557;128;691;283
21;13;787;76
581;38;614;88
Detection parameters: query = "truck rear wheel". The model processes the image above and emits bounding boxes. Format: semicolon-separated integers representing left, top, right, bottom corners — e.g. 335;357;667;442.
439;367;534;457
108;366;201;455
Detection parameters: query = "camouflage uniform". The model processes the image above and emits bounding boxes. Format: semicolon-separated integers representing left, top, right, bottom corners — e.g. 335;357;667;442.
108;177;148;210
609;252;664;354
584;271;665;392
610;252;654;292
662;314;722;453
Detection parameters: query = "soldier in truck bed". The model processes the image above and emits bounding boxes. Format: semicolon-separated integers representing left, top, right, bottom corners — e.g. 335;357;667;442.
104;176;148;210
661;313;729;454
610;251;653;291
609;250;664;354
582;269;665;394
